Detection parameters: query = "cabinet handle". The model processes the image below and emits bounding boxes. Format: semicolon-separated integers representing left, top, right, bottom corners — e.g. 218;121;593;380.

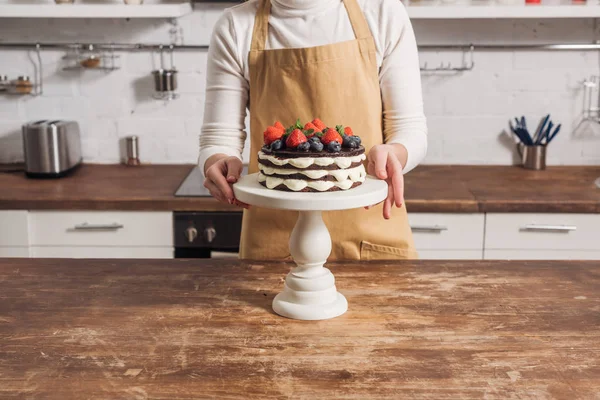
73;223;124;231
520;224;577;233
411;225;448;233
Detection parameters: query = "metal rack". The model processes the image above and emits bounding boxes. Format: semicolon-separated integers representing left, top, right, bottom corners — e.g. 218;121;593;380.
0;41;599;92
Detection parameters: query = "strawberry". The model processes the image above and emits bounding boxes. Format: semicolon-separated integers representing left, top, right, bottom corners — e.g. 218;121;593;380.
344;126;354;136
312;118;327;132
263;126;284;145
321;128;343;145
274;121;285;131
303;122;321;138
286;129;307;148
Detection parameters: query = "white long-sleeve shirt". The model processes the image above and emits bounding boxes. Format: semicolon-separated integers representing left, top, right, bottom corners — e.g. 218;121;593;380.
199;0;427;174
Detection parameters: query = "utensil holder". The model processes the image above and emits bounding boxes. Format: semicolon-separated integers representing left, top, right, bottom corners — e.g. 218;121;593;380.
518;144;546;170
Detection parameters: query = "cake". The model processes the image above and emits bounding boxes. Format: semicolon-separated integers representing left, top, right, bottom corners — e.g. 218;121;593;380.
258;118;367;192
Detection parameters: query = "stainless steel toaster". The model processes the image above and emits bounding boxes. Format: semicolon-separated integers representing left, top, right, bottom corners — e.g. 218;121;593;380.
22;120;82;178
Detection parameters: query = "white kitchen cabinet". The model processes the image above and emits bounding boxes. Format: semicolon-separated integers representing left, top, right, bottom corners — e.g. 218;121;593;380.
29;211;172;247
485;213;600;260
485;250;600;261
0;211;29;247
0;247;30;258
409;213;485;259
417;250;483;260
31;246;173;259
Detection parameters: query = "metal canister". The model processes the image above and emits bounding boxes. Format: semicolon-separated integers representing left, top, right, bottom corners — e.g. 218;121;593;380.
125;135;140;166
519;144;546;170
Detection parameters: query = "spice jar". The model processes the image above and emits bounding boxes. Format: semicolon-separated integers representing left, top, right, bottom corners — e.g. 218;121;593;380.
12;76;33;95
0;75;9;92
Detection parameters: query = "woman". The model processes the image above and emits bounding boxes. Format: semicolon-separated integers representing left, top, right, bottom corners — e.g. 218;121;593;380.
200;0;427;260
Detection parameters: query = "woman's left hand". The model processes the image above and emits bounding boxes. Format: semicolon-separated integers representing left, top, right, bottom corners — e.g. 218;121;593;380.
365;144;406;220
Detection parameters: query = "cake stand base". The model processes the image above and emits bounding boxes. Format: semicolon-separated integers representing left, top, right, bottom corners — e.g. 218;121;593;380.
233;174;388;321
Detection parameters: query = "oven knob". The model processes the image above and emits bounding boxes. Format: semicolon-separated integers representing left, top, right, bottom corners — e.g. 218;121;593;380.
204;227;217;243
185;226;198;243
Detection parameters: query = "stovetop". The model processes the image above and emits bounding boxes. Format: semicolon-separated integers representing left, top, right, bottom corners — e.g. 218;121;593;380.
174;165;249;197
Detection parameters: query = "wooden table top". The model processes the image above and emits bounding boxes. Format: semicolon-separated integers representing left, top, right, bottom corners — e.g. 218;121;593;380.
1;258;599;399
0;164;599;212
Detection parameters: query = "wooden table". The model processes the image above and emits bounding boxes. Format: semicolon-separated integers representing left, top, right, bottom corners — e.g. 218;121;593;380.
1;164;599;212
1;259;599;399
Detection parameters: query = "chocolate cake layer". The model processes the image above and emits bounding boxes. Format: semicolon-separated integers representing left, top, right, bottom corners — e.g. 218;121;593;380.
259;180;363;192
258;159;365;171
261;146;365;159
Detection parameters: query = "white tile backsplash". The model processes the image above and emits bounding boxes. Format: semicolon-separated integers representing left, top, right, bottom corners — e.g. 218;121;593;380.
0;4;598;167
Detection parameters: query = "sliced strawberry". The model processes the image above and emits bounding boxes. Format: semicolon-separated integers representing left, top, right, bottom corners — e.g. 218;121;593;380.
274;121;285;131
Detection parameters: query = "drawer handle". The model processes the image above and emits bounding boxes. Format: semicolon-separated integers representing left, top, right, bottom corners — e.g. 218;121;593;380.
520;224;577;233
72;223;124;231
411;225;448;233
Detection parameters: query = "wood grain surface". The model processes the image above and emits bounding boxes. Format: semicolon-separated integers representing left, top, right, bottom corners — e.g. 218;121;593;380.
1;258;599;399
0;164;599;213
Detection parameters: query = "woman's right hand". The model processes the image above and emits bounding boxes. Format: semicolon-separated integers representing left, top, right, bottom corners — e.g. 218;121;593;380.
203;155;250;209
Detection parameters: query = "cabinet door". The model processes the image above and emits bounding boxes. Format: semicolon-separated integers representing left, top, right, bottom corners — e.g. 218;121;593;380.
485;250;600;260
418;250;483;260
408;213;484;259
31;246;173;259
0;211;29;247
30;211;172;247
0;247;29;258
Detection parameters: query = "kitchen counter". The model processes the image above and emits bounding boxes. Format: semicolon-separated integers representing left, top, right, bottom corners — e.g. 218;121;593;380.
0;164;598;212
1;258;598;398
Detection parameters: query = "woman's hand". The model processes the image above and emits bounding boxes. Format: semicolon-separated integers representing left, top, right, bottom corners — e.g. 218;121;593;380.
365;144;407;219
203;154;250;209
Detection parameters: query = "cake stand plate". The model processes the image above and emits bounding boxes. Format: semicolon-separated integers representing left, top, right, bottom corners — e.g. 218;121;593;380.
233;173;388;321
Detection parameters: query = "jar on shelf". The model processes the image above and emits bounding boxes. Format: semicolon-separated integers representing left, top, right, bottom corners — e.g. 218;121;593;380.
11;76;33;95
0;75;9;93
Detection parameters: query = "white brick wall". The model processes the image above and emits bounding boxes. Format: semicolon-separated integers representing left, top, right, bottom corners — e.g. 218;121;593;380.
0;3;599;166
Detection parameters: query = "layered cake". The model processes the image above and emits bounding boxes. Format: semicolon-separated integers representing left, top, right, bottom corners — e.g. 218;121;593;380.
258;118;367;192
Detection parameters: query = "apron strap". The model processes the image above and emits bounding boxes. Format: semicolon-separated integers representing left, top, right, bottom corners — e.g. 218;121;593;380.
342;0;373;40
250;0;271;52
250;0;373;51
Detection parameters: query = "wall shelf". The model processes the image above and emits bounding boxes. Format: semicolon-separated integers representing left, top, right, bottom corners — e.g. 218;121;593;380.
0;3;192;19
407;5;600;19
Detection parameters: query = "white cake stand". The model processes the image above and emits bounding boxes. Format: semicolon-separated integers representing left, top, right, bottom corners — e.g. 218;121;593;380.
233;173;388;321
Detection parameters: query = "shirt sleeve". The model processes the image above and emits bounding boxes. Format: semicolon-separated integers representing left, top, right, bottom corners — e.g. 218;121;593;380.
199;10;249;175
378;0;428;174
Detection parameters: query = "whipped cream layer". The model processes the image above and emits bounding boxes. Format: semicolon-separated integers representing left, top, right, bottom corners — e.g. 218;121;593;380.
258;151;366;169
259;164;366;182
258;169;366;192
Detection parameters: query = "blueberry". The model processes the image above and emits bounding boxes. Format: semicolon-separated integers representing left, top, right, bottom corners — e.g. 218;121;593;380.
327;141;341;153
342;135;355;148
308;136;321;144
310;141;324;152
297;142;310;152
270;140;283;151
352;136;362;146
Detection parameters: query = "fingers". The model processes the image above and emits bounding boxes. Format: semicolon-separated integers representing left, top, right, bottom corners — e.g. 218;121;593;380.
387;153;404;208
373;148;389;180
383;182;394;220
233;199;250;209
206;164;234;202
203;179;227;203
225;157;243;183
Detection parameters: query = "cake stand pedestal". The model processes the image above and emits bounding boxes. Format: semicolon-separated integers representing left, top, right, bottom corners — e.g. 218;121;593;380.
233;173;387;321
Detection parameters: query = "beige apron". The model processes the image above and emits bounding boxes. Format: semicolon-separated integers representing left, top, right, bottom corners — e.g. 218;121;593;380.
240;0;418;261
